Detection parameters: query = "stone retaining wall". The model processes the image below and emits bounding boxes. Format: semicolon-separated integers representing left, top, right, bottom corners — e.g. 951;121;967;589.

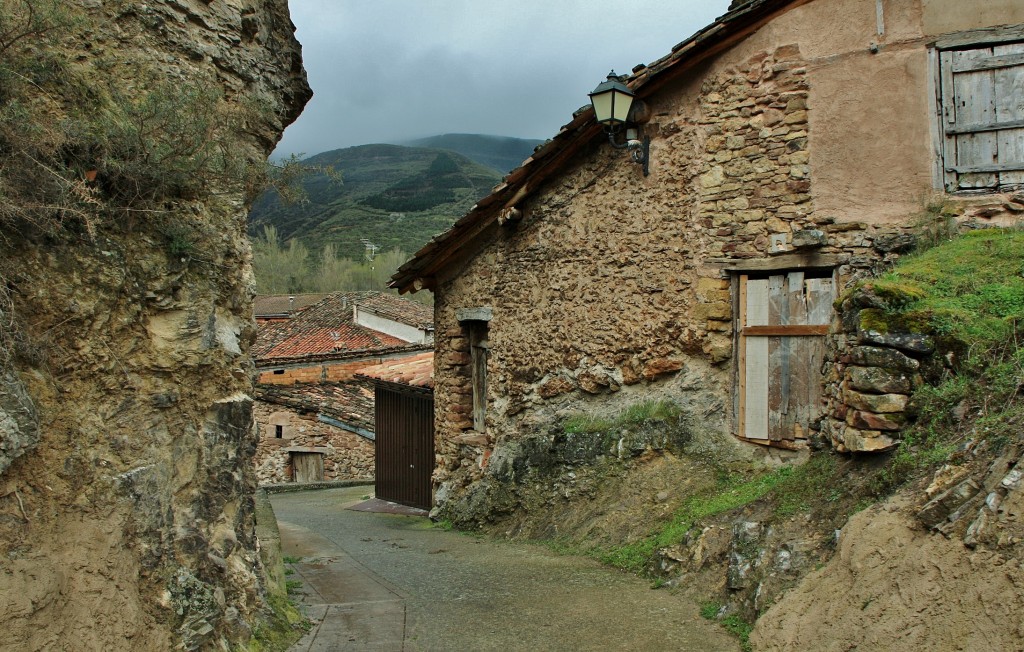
822;286;937;452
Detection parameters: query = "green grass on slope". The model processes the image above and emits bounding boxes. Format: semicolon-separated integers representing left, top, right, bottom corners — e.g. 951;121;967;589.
864;229;1024;350
857;228;1024;488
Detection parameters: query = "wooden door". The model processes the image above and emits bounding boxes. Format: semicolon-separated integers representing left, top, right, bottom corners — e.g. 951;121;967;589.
293;452;324;483
374;387;435;510
939;41;1024;191
738;271;833;444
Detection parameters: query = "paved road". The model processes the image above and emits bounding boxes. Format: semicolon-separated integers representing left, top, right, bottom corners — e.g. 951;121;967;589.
272;486;738;652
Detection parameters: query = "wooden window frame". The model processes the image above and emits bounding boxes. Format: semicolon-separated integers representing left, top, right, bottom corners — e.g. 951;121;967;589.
457;307;492;434
467;321;489;433
932;27;1024;193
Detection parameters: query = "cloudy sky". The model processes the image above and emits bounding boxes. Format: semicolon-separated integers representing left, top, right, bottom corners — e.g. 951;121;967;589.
274;0;733;158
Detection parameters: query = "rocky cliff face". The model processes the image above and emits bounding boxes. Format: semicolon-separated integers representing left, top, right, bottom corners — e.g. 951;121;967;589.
0;1;310;649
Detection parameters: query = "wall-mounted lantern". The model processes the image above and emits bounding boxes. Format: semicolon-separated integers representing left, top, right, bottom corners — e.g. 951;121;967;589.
588;70;650;176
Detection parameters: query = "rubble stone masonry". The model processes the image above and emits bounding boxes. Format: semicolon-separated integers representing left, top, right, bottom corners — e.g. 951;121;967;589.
429;1;1024;519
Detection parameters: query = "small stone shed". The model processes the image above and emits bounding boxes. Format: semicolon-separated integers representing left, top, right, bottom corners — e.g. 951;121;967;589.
391;0;1024;514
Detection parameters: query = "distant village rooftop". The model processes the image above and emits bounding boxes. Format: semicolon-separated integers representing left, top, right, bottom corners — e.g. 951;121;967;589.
357;351;435;391
254;293;332;318
253;291;432;365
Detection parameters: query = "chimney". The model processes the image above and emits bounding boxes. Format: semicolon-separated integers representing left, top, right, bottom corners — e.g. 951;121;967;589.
288;296;295;314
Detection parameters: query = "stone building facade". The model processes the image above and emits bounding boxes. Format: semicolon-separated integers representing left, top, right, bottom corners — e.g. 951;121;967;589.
252;292;433;484
392;0;1024;517
253;384;375;484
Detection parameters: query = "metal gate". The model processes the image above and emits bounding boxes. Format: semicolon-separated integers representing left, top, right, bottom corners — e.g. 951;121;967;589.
374;386;435;510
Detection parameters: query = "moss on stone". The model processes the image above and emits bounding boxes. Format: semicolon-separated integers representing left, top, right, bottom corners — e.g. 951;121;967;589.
857;308;933;336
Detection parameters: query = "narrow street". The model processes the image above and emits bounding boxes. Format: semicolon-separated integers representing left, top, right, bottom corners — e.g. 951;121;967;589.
272;486;739;652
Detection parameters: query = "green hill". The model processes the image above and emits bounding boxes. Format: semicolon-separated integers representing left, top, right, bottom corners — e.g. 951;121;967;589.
404;133;544;173
248;144;502;260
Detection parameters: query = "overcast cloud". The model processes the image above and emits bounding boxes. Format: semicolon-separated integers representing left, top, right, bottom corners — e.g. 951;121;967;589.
274;0;732;158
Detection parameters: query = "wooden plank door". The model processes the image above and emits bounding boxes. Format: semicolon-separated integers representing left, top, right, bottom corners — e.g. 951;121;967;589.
293;452;324;483
738;272;833;444
374;387;435;510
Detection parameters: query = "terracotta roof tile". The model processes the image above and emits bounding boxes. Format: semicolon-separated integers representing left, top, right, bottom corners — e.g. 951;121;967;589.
354;293;434;329
253;291;427;362
356;352;434;389
256;380;375;433
254;293;332;317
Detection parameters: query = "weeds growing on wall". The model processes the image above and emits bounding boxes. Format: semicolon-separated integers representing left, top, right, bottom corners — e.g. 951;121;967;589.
562;399;681;435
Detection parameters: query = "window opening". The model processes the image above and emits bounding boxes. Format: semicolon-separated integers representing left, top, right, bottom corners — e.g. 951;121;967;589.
466;321;489;432
275;424;284;439
936;38;1024;192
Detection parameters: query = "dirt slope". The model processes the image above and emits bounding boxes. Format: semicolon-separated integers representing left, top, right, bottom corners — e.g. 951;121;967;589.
752;495;1024;651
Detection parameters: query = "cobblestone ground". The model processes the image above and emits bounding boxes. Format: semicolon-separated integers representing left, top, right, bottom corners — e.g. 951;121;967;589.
272;486;738;652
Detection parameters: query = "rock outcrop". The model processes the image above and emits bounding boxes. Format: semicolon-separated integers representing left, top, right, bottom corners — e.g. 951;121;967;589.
0;1;310;649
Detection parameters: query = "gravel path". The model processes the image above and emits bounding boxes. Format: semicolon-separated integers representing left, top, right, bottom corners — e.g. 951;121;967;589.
272;486;738;652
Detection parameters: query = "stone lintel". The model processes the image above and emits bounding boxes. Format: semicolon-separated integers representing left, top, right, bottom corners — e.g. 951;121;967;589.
709;252;846;272
456;307;493;323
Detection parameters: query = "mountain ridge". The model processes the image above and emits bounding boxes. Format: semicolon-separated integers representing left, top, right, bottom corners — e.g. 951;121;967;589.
248;142;503;260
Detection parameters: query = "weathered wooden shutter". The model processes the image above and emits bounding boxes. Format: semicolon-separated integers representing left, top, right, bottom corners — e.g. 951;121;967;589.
738;272;833;444
939;41;1024;191
469;322;489;432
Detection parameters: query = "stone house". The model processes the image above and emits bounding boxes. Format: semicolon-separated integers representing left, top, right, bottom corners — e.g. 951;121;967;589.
253;292;433;483
391;0;1024;513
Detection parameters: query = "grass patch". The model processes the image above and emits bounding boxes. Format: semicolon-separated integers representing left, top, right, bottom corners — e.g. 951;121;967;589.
865;229;1024;349
771;453;841;517
282;555;301;564
700;601;753;651
563;399;680;434
721;614;754;652
284;579;303;595
595;467;791;573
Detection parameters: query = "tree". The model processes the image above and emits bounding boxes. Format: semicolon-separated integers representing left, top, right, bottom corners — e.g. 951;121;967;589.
251;225;309;293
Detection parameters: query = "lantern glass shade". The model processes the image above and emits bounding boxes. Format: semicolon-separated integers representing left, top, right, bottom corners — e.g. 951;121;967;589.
589;71;635;126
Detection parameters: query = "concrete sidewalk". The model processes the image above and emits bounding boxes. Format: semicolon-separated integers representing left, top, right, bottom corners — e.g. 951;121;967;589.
284;523;407;651
274;486;739;652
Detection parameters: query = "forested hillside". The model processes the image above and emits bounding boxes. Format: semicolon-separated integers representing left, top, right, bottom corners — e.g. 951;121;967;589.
248;144;502;262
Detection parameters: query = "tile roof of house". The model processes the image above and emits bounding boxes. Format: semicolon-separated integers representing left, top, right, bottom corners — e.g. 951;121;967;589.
253;291;430;363
254;293;332;317
354;293;434;329
256;380;375;433
356;352;434;390
390;0;798;293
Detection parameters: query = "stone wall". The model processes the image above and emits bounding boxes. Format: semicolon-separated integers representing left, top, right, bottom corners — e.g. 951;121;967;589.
0;1;309;649
823;284;938;452
426;0;1024;523
254;400;375;484
696;45;811;259
257;357;387;385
